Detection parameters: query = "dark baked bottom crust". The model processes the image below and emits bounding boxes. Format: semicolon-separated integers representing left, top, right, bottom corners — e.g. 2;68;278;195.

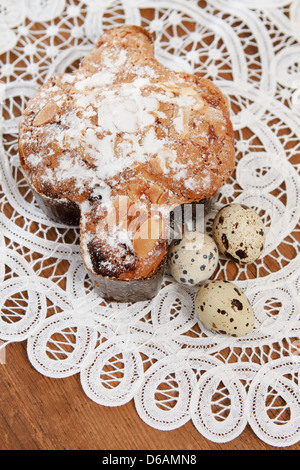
88;256;166;302
34;191;81;226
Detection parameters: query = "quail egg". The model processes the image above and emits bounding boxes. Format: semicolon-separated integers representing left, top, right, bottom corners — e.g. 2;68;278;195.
195;280;254;337
168;231;219;286
212;203;265;264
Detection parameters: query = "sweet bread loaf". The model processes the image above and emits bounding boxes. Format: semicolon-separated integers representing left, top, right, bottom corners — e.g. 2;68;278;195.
18;25;235;301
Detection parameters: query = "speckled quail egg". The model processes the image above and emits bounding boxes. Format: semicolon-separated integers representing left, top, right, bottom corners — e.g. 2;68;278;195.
212;203;265;264
168;231;219;286
195;280;254;337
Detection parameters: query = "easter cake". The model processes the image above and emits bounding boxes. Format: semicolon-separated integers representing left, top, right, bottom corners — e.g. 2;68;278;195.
18;25;235;301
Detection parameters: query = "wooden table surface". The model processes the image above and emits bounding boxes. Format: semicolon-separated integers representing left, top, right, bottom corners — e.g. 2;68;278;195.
0;340;298;451
1;4;300;452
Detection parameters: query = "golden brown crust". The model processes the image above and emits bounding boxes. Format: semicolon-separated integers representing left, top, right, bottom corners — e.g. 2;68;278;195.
95;25;155;49
18;25;235;285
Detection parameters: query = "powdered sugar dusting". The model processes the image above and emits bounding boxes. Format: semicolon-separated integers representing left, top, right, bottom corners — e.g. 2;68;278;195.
20;38;231;221
18;26;235;281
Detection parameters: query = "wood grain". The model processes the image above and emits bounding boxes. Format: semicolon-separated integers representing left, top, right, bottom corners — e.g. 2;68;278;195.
1;5;299;451
0;340;299;450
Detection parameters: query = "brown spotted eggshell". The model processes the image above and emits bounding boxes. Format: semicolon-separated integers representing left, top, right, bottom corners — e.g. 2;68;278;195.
168;232;219;286
195;280;254;337
212;203;265;264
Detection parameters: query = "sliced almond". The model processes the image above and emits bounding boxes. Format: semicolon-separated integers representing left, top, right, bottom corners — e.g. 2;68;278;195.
157;190;169;205
171;106;190;138
161;83;198;98
127;180;148;202
126;190;141;203
145;184;165;204
145;184;169;205
105;195;132;233
208;116;226;139
138;168;154;181
133;217;164;258
33;101;58;126
160;83;180;95
149;156;164;175
180;86;198;97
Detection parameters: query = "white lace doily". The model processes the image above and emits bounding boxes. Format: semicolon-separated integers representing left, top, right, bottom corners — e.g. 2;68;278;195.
1;0;300;448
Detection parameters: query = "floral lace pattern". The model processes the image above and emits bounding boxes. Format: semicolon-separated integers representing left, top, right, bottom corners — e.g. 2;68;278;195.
0;0;300;447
